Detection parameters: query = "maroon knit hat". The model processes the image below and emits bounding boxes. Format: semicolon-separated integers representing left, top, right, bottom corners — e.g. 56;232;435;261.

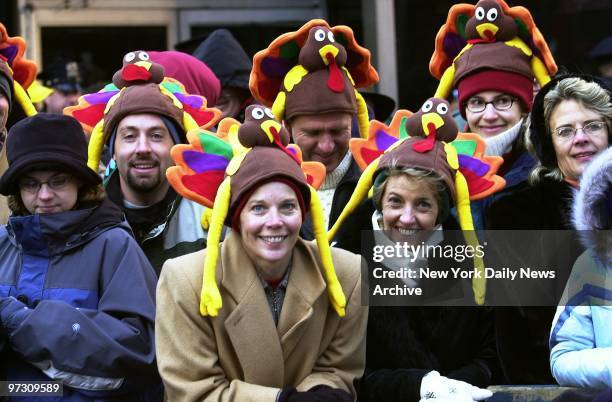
457;69;534;118
149;50;221;107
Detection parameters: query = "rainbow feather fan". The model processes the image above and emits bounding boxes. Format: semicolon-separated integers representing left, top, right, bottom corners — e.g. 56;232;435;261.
0;24;37;89
350;109;505;200
250;19;379;107
167;127;233;208
66;77;220;134
167;116;327;209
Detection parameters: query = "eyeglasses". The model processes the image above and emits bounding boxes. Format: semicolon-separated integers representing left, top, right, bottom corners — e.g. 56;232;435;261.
466;96;516;113
18;174;73;194
553;121;607;142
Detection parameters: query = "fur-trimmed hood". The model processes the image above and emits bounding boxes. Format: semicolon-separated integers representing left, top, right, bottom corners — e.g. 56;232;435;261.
573;146;611;263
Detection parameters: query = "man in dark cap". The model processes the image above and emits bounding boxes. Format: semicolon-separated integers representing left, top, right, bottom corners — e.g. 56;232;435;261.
38;59;82;114
193;29;253;120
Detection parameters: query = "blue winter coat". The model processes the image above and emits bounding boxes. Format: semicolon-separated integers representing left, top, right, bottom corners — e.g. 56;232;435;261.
550;146;612;390
0;199;160;401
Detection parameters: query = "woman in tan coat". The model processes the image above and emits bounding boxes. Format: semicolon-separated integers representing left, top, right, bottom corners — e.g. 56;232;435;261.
156;105;367;402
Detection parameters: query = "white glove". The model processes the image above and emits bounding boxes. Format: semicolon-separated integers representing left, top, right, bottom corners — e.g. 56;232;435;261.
419;371;493;401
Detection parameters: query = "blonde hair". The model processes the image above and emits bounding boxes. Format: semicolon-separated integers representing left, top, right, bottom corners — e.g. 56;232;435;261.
372;166;447;210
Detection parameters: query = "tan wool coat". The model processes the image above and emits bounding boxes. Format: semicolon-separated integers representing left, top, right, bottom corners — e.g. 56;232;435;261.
156;234;367;402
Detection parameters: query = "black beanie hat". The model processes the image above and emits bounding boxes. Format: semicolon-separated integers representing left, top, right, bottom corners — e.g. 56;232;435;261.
0;113;102;195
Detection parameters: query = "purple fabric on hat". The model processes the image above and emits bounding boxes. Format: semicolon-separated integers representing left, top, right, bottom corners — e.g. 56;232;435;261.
184;150;228;173
84;91;118;104
443;33;466;59
0;45;18;64
174;92;204;109
459;154;488;176
261;57;293;77
345;49;364;68
375;130;397;151
149;50;220;106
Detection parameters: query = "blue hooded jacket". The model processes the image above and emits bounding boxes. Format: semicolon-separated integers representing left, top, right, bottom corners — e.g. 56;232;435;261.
0;198;160;401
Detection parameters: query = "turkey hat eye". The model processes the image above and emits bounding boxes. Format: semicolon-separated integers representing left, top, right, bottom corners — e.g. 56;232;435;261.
264;108;275;119
487;8;498;21
314;29;326;42
436;103;449;115
251;107;265;120
475;7;485;20
327;31;335;42
422;100;433;113
124;52;136;62
138;52;150;61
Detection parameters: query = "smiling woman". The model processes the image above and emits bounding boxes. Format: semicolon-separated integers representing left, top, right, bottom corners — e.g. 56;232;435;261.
238;181;303;281
485;73;611;385
329;101;504;402
156;105;367;402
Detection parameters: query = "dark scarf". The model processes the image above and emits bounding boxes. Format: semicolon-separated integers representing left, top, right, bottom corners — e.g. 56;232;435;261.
105;171;179;243
122;187;178;243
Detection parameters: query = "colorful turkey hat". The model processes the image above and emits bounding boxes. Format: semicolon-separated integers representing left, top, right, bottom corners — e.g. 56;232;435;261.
65;50;222;172
429;0;557;100
166;104;347;317
327;97;507;305
0;24;38;120
249;19;379;139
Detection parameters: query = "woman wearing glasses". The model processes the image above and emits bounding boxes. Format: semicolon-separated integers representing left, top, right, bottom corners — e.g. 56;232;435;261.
486;74;611;385
488;74;611;229
454;69;537;230
0;113;162;401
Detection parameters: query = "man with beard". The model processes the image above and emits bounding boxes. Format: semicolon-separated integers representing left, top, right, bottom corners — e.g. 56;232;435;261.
66;51;221;274
105;111;204;275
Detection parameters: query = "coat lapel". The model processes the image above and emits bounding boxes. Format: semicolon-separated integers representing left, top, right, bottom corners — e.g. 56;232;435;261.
221;235;285;387
277;240;326;360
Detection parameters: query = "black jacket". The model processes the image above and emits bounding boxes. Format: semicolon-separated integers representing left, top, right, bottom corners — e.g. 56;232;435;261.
486;176;585;385
333;199;496;402
486;174;575;230
105;171;206;275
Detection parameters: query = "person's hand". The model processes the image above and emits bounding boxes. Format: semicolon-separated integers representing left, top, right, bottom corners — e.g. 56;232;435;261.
419;371;493;401
277;385;353;402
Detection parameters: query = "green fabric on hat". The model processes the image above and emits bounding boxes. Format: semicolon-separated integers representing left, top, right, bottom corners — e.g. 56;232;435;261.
452;140;477;157
280;42;300;59
199;132;233;161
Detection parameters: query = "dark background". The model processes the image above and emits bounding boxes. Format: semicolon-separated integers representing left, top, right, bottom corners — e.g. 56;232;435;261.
0;0;610;110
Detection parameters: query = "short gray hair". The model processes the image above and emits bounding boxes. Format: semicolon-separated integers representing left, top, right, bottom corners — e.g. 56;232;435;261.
528;77;612;184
